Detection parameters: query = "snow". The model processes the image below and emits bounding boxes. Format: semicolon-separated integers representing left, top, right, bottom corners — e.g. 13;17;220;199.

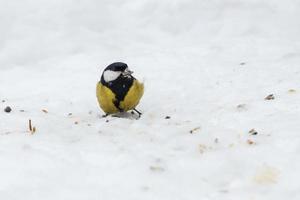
0;0;300;199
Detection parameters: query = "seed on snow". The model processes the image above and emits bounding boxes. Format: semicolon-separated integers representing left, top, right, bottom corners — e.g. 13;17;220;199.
249;129;258;135
265;94;275;100
4;106;12;113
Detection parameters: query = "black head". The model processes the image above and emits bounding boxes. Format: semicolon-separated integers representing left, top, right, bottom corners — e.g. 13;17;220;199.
104;62;128;72
101;62;133;83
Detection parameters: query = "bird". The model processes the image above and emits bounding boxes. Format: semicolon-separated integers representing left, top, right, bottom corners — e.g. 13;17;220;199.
96;62;144;117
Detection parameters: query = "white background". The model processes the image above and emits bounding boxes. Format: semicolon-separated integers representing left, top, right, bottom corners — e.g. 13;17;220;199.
0;0;300;199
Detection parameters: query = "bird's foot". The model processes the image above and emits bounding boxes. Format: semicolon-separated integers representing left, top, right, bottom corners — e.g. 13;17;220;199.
102;113;109;118
132;108;142;119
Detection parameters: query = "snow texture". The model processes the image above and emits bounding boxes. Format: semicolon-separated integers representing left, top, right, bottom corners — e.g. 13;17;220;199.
0;0;300;199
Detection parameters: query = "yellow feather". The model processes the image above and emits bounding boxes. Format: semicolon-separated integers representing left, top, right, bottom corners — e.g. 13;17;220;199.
120;80;144;111
96;83;119;114
96;80;144;114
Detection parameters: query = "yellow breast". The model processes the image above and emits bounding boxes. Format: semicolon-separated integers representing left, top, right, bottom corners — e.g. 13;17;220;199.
96;80;144;114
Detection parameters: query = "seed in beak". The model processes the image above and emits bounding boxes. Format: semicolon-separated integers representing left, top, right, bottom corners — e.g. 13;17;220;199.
123;69;133;76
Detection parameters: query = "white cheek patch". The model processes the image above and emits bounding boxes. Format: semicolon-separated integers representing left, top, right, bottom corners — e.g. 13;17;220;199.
103;70;121;82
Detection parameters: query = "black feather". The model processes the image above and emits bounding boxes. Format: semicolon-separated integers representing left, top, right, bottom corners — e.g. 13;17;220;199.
100;74;134;111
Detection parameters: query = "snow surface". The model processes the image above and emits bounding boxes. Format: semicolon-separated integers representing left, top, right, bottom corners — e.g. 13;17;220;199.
1;0;300;199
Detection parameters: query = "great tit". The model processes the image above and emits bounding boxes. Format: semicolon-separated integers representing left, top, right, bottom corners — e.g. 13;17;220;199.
96;62;144;117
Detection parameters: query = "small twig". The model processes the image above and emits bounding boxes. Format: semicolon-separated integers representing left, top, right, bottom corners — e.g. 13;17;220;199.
190;127;201;134
28;119;36;134
249;128;258;135
265;94;275;100
29;119;32;132
42;109;48;113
